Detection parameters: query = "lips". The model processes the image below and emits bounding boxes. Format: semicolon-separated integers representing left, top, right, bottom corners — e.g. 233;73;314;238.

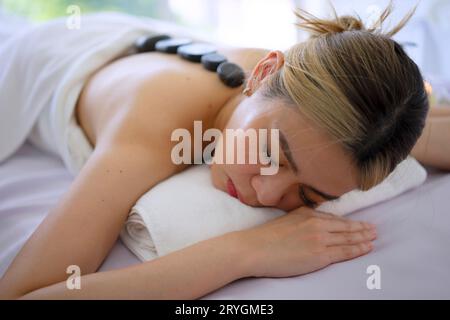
226;178;239;199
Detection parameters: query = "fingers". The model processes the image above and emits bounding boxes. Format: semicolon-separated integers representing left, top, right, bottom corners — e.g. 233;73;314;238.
307;208;376;231
312;211;342;220
325;229;377;246
320;217;376;233
326;242;373;264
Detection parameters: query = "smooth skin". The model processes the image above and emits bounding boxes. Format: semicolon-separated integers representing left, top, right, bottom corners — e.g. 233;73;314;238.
411;104;450;169
0;40;447;299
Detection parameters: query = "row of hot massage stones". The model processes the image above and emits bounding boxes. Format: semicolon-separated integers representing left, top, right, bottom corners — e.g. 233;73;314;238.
135;35;246;88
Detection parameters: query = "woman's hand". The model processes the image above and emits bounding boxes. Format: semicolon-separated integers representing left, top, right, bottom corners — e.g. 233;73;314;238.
238;207;377;278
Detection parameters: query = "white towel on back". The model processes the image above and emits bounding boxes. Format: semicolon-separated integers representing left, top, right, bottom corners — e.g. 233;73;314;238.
0;12;210;175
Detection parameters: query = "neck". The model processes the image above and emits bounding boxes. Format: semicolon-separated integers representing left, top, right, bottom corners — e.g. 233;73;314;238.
209;46;270;131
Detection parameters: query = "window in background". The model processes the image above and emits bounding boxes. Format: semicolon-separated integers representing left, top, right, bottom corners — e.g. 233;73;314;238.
0;0;299;50
0;0;175;21
295;0;450;78
169;0;298;50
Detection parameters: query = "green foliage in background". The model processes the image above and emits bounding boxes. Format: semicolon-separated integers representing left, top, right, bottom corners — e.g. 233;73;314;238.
1;0;174;21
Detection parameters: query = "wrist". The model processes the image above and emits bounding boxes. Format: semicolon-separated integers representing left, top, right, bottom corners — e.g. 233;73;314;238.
223;230;258;279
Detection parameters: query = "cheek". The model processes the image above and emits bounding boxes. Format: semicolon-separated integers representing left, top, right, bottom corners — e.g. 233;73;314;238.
214;131;267;168
226;101;263;130
209;163;222;189
279;185;301;209
223;163;260;178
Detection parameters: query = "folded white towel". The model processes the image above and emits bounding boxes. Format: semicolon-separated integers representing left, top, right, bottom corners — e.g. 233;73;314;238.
120;156;427;261
315;156;427;215
120;165;285;261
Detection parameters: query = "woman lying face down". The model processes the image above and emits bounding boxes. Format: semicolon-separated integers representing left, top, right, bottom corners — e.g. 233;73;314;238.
0;4;433;300
210;9;428;212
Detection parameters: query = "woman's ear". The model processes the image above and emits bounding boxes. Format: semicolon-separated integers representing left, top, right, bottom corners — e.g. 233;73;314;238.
244;50;285;96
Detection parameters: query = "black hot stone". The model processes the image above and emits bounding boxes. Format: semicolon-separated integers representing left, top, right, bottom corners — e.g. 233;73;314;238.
155;38;193;54
201;53;228;72
177;43;217;63
135;34;171;53
217;62;245;88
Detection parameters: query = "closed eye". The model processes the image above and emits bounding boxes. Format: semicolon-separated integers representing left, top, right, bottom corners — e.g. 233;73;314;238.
265;130;318;208
299;186;318;208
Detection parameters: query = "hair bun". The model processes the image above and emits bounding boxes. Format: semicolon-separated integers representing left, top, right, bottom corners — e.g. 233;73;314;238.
337;15;365;32
294;2;416;38
294;8;366;37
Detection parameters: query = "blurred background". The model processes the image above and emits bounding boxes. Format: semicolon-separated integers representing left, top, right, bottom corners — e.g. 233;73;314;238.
1;0;450;80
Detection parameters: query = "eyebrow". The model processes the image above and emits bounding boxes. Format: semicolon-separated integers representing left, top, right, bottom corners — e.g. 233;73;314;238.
278;130;340;201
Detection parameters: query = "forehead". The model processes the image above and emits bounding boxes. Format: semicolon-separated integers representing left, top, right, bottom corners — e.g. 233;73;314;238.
273;105;359;196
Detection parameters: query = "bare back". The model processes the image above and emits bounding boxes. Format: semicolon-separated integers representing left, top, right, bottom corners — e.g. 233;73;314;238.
76;46;270;151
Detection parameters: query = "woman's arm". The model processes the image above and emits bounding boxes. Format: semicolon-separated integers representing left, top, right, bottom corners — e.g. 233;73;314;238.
17;209;375;300
0;137;179;299
19;231;248;300
411;105;450;170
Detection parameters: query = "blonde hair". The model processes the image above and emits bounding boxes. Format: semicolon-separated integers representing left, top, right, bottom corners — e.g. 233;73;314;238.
261;2;429;191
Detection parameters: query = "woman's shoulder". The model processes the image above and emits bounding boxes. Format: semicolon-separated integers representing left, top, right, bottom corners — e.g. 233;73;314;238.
217;45;271;72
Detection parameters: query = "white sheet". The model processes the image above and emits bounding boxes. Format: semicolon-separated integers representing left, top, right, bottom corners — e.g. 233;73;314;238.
1;142;449;299
0;143;141;275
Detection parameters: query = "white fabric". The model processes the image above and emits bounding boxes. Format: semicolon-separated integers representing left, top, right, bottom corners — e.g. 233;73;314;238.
316;156;427;215
120;157;426;262
0;12;210;176
119;165;285;261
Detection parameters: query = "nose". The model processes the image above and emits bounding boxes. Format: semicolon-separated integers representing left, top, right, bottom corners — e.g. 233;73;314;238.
250;169;297;207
